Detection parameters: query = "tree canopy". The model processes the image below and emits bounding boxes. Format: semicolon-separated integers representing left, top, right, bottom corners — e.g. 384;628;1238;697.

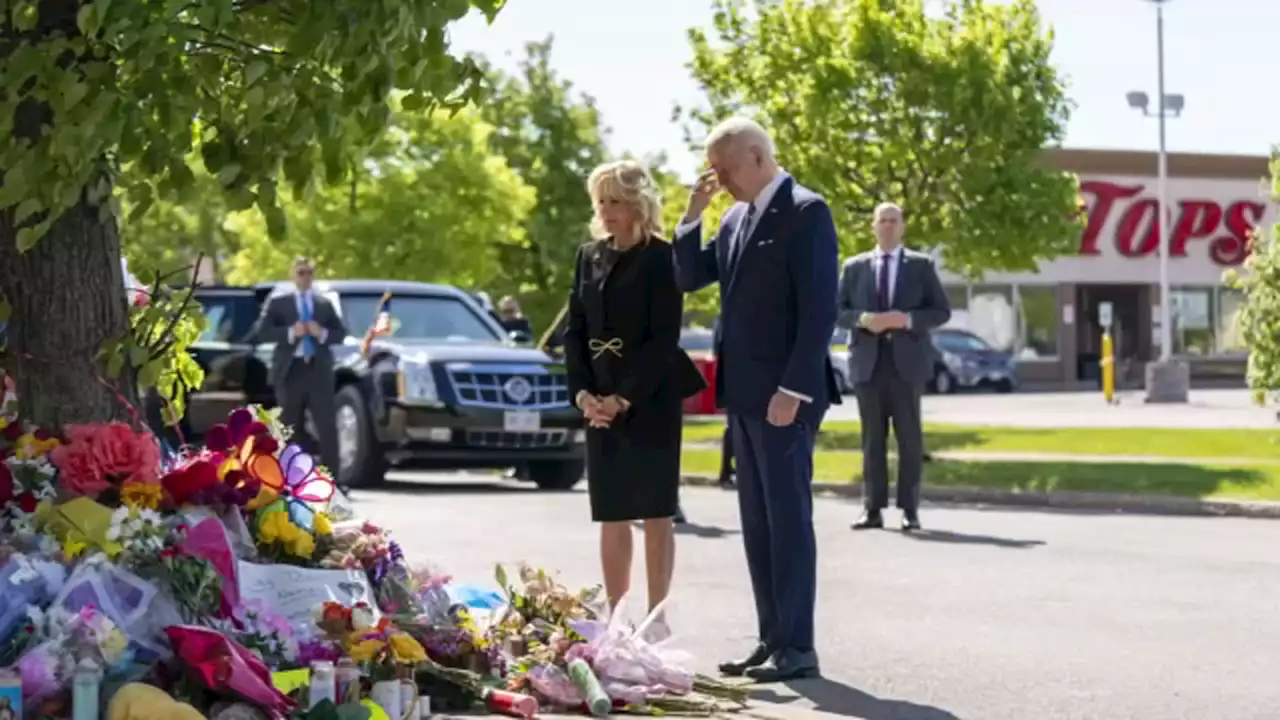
0;0;506;426
222;104;532;288
475;37;609;332
681;0;1084;274
1225;155;1280;404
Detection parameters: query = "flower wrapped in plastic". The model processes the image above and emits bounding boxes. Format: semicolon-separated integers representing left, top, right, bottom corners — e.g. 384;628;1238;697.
0;552;66;646
163;624;297;717
567;596;695;700
15;605;135;708
50;558;183;661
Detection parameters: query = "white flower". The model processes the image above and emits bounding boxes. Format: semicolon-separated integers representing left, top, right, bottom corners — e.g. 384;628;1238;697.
351;605;377;631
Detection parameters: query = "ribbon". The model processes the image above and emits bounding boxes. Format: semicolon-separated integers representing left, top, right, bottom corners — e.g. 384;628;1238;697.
588;338;624;359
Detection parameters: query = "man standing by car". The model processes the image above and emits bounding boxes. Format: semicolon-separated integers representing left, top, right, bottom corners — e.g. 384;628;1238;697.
253;257;348;479
837;203;950;532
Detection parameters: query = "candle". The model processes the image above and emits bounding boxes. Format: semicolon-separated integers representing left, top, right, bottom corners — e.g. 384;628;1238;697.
484;688;539;719
567;658;611;717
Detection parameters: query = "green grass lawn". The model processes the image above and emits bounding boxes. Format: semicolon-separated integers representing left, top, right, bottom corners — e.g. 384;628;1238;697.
679;448;1280;502
682;420;1280;461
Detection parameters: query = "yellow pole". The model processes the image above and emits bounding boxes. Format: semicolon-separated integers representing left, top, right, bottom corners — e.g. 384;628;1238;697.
1101;329;1115;404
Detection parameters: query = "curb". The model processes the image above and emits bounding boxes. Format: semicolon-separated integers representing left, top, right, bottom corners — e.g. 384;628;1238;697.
679;474;1280;520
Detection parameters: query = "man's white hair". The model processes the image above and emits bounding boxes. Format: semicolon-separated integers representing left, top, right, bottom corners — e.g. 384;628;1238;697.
704;117;776;159
874;202;904;218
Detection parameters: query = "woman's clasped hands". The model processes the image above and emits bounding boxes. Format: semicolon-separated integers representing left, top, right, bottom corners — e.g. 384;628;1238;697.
576;391;630;428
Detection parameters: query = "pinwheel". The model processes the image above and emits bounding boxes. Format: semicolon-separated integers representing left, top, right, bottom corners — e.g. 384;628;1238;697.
238;436;335;529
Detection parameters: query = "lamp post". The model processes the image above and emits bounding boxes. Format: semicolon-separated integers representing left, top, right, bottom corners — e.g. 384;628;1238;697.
1126;0;1188;403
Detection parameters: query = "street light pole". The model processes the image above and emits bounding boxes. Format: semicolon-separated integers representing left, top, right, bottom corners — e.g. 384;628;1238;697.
1155;0;1171;362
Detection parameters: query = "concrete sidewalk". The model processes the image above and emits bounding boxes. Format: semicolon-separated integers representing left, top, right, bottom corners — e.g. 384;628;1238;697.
686;442;1274;467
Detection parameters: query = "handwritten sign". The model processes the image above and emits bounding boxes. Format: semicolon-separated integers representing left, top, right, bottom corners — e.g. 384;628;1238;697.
236;561;377;627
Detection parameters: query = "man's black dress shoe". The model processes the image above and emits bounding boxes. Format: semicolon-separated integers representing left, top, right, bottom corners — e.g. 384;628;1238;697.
745;649;820;682
901;512;921;532
718;643;772;677
851;511;884;530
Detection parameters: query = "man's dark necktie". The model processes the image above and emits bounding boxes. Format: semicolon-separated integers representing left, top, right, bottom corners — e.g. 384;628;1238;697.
729;204;755;269
877;253;892;310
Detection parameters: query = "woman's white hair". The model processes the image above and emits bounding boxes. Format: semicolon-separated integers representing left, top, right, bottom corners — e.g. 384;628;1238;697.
704;117;776;159
586;159;664;241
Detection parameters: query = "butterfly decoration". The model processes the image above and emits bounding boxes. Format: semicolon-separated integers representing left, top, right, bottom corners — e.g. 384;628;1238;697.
238;436;335;529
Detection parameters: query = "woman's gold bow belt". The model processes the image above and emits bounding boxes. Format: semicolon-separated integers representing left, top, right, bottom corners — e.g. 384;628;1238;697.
588;337;624;359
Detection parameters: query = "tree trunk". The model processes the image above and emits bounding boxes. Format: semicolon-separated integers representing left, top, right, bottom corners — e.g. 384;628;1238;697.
0;198;138;429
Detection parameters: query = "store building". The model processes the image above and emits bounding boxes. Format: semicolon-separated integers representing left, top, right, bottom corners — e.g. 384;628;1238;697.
938;148;1275;387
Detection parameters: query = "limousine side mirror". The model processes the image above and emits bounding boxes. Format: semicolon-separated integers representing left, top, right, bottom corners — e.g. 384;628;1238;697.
509;329;532;344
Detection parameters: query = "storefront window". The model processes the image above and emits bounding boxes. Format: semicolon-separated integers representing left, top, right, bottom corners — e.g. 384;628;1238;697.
1017;286;1058;359
1216;287;1247;354
1170;287;1215;356
968;285;1017;352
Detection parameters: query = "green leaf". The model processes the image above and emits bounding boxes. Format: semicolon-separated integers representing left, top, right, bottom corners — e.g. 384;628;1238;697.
0;298;10;324
128;345;149;367
13;2;39;32
217;162;242;187
75;3;100;36
15;219;51;252
245;60;269;87
105;349;125;379
494;563;509;595
13;198;42;225
62;79;89;110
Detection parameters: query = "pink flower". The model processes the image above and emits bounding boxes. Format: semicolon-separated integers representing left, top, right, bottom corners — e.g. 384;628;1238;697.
50;422;160;498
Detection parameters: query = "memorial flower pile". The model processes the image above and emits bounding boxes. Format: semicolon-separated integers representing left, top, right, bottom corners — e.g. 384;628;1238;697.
0;391;747;719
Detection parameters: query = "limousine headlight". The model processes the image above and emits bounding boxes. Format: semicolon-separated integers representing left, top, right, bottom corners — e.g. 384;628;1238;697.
397;356;441;406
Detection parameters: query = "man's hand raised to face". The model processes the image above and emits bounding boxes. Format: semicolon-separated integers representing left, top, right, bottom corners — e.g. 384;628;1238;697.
682;169;720;225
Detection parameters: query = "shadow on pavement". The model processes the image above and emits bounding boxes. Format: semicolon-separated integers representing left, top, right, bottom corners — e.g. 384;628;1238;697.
366;478;554;495
751;678;962;719
902;528;1045;549
632;520;741;539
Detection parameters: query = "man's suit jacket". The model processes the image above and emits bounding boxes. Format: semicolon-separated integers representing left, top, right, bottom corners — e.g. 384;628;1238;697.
251;291;349;388
836;249;950;386
673;176;841;424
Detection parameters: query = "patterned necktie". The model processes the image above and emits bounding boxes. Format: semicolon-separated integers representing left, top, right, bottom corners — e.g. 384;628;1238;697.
877;252;892;310
300;293;316;359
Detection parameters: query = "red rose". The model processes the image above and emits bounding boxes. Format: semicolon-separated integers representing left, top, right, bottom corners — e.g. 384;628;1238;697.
16;491;37;513
0;462;13;506
161;459;219;506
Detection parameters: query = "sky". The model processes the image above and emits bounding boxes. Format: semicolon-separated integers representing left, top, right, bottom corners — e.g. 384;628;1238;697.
448;0;1278;181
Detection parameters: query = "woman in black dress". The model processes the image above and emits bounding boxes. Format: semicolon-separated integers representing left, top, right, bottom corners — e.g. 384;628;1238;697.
564;160;705;613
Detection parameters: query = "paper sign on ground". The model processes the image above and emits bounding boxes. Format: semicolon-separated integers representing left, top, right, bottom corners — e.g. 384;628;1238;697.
235;561;377;627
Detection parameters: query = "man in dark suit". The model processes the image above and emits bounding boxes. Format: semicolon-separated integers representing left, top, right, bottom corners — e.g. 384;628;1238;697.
252;257;348;475
674;117;839;683
837;204;950;532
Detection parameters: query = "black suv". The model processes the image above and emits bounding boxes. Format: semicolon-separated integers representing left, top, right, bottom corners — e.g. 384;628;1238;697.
172;280;585;490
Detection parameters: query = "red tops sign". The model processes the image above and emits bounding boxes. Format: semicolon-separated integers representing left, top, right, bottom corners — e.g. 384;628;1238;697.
1078;180;1268;266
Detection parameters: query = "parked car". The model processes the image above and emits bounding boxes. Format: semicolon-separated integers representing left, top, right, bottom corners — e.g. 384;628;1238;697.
173;280;586;490
928;328;1017;394
829;327;853;394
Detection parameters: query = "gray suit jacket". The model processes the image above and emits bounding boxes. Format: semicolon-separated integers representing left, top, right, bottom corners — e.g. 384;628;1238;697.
836;248;951;385
251;291;349;388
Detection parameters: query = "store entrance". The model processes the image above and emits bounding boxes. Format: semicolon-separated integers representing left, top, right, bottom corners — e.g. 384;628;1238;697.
1075;284;1149;384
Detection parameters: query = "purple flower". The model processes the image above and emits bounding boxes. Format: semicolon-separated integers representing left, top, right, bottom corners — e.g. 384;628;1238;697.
388;541;404;562
297;639;342;665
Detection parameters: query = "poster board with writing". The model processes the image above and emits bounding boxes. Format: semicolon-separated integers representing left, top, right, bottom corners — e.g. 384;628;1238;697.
236;561;377;627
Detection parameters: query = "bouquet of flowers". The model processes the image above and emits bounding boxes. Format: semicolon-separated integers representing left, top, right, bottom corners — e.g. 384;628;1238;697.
314;600;426;682
15;605;133;708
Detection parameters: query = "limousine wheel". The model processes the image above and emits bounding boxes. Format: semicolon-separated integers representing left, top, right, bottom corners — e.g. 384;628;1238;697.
525;459;586;491
932;368;956;395
335;384;387;488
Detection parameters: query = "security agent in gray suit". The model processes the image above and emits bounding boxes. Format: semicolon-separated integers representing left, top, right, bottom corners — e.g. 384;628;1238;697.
836;203;950;531
252;257;349;476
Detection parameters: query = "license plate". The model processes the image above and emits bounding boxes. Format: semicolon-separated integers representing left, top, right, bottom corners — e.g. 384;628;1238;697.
504;410;541;432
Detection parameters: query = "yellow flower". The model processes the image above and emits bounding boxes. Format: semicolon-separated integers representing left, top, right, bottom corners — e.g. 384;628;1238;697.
389;633;426;664
0;417;8;430
216;455;241;481
288;529;315;559
63;537;88;560
349;638;384;663
15;433;59;460
313;512;333;537
258;511;289;544
121;483;163;510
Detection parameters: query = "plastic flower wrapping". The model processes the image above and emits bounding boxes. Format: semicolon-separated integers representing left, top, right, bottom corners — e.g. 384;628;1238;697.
0;390;749;718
